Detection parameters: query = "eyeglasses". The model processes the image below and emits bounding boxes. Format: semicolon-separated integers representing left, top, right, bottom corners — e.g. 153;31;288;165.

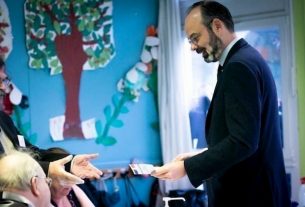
187;18;215;46
0;76;11;95
188;33;201;45
34;176;52;187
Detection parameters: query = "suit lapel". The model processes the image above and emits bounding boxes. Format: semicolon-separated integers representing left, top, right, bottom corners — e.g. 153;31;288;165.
205;39;248;140
205;65;224;138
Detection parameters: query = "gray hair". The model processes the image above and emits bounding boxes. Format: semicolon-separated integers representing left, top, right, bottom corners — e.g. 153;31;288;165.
0;150;43;191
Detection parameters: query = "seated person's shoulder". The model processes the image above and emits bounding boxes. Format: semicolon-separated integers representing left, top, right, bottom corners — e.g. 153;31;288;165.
0;198;30;207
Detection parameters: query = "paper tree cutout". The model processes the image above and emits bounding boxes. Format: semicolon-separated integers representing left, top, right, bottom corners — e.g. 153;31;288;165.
95;26;159;146
24;0;115;139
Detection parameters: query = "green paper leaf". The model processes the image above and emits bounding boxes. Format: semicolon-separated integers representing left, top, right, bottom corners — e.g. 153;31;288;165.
95;136;102;144
120;106;129;114
53;20;61;34
52;66;62;75
94;47;101;57
101;136;117;146
78;19;85;31
36;29;44;38
112;94;120;107
85;47;94;56
104;105;112;121
31;59;42;68
103;34;110;44
104;24;111;34
95;120;103;135
33;16;41;28
103;15;112;22
111;119;123;128
96;136;117;146
92;32;98;41
88;21;94;31
50;59;59;67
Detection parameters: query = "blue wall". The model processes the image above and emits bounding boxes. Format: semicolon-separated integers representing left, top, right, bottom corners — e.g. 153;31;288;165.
5;0;161;205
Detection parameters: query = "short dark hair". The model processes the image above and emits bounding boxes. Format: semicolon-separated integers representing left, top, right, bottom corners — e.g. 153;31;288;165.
187;0;234;32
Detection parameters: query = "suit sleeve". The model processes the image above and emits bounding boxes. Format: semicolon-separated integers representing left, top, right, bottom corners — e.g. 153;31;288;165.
184;62;261;187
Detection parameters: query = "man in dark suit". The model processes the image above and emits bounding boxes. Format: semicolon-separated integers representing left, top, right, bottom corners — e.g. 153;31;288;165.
152;1;290;206
0;58;103;187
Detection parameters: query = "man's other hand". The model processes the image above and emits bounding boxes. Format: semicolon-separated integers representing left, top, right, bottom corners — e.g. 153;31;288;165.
71;153;103;180
49;155;84;186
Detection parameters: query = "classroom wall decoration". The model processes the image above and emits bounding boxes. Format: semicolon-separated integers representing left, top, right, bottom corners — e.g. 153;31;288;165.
0;0;12;59
96;26;159;146
6;0;160;204
24;0;115;140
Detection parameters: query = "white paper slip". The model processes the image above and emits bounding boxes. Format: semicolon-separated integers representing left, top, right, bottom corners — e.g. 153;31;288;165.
17;135;26;147
129;163;154;175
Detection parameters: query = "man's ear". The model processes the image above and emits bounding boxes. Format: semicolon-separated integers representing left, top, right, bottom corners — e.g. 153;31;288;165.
30;177;40;196
211;18;223;34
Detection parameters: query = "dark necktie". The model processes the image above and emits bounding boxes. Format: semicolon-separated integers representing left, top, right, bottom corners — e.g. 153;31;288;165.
217;64;223;80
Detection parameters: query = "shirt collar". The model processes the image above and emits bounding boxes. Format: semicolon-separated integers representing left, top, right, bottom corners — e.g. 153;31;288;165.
2;191;35;207
219;37;240;66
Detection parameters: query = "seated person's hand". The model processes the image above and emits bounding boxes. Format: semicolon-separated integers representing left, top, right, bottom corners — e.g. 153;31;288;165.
49;155;84;186
71;153;103;180
151;161;186;180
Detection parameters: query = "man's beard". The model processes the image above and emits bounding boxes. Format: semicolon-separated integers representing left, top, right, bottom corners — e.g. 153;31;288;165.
196;30;223;63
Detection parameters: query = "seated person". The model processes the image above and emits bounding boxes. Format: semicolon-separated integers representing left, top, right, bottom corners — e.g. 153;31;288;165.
51;179;95;207
47;147;95;207
0;150;52;207
0;58;103;186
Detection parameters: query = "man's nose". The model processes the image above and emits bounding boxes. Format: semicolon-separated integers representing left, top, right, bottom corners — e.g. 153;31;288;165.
191;43;198;51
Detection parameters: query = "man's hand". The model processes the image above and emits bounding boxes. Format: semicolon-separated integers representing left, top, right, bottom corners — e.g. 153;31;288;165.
48;155;84;187
151;161;186;180
71;153;103;180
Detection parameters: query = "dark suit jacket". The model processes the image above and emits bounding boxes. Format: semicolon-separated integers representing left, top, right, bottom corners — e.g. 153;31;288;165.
0;199;29;207
0;111;70;174
184;39;290;207
0;192;29;207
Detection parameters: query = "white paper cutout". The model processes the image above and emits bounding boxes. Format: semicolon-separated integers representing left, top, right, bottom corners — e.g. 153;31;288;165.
50;115;96;141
